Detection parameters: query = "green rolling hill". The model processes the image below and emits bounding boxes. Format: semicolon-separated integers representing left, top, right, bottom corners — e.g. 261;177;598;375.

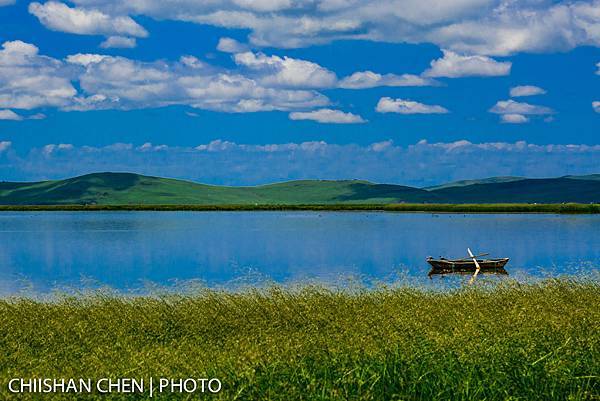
563;174;600;181
431;177;600;204
0;172;599;205
424;176;524;191
0;173;437;205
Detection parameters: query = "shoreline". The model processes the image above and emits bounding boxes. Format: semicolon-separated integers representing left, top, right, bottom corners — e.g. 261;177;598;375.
0;203;599;213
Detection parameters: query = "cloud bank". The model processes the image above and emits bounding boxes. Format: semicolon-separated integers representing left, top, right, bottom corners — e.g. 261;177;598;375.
0;42;336;113
25;0;600;56
2;139;599;187
0;40;444;114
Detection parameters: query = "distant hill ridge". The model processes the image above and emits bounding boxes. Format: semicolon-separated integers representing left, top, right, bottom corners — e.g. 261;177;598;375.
424;176;524;191
0;172;599;205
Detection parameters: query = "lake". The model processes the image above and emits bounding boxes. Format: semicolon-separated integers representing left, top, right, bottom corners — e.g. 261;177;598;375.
0;211;599;294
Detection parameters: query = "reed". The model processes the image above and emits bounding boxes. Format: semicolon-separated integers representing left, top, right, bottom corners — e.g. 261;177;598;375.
0;279;598;400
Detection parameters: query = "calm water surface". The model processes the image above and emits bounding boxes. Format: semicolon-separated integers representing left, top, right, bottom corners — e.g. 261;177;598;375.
0;211;598;294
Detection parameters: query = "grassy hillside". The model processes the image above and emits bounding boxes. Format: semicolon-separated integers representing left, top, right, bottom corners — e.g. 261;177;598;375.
435;177;600;204
564;174;600;181
0;173;437;205
0;172;599;205
425;176;524;191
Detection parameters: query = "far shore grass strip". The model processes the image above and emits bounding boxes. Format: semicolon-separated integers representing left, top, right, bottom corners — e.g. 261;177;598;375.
0;279;598;400
0;203;599;213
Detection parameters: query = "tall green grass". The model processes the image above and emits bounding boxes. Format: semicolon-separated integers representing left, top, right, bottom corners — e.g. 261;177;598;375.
0;203;599;213
0;280;598;400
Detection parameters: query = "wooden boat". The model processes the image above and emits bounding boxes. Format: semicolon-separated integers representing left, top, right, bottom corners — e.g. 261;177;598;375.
427;250;509;277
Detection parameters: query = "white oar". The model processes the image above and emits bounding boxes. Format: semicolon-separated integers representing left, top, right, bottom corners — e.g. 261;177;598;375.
468;247;481;285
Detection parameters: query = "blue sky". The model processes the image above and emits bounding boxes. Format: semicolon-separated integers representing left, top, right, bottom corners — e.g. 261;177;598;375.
0;0;599;184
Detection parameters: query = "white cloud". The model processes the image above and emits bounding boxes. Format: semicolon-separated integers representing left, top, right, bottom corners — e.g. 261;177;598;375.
0;109;23;120
178;55;205;69
424;1;600;55
233;51;337;88
0;39;443;115
0;40;77;109
195;139;237;152
188;76;330;112
338;71;436;89
137;142;168;152
0;110;47;121
232;52;435;91
29;1;147;37
597;62;600;75
375;97;449;114
423;50;511;78
489;99;554;115
24;0;600;56
42;143;73;155
501;114;529;124
369;140;394;152
593;101;600;113
70;54;330;112
230;0;293;12
0;141;11;152
65;53;109;66
490;99;554;123
289;108;366;124
1;40;39;56
74;1;600;55
0;40;331;114
510;85;546;97
0;0;15;6
29;113;47;120
100;36;137;48
217;37;248;53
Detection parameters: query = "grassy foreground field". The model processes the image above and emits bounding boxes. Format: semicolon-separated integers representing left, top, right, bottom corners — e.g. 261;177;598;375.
0;280;598;400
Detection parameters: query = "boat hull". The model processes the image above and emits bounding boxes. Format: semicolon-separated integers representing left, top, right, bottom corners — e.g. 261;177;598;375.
427;258;509;276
